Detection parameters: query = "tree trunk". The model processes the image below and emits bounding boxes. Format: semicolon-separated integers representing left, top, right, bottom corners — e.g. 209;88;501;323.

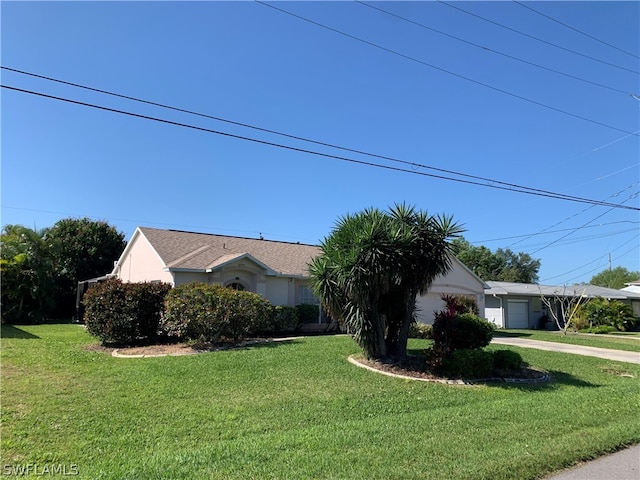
385;292;415;361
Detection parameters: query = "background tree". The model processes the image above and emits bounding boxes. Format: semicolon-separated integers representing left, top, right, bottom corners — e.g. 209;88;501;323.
1;225;56;323
309;204;462;360
452;237;540;283
589;266;640;290
47;218;126;319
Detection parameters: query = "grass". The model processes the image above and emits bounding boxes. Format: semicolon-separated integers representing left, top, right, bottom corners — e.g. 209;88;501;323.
494;329;640;352
2;325;640;479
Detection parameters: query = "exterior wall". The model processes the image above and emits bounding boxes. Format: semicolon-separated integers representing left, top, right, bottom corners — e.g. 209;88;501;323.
173;272;209;286
265;277;291;306
414;261;486;324
486;295;548;329
485;295;504;328
115;233;173;285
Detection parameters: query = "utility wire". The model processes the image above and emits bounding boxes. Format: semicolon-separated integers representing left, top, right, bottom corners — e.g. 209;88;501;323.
4;66;636;208
541;236;639;283
528;190;639;254
513;1;640;60
472;220;640;243
256;2;638;136
356;1;632;96
4;83;640;212
438;0;639;75
508;183;640;249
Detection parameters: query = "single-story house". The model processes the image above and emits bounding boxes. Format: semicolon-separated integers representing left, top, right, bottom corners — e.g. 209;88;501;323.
622;279;640;294
485;281;640;329
111;227;488;324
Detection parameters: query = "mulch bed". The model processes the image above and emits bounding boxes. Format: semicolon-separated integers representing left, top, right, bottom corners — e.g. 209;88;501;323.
355;355;551;384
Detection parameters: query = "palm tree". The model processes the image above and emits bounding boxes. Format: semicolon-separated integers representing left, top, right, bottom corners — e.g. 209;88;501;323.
309;204;462;360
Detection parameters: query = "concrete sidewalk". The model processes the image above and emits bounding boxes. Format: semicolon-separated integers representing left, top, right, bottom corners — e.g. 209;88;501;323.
492;337;640;364
545;444;640;479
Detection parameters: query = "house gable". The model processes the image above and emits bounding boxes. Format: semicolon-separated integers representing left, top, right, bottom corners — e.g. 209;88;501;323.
112;228;173;284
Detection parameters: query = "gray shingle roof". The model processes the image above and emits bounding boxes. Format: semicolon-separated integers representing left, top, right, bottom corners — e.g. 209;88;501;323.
485;281;640;300
139;227;320;277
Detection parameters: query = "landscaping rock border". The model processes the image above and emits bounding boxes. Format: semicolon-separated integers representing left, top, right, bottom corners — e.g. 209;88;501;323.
348;355;552;385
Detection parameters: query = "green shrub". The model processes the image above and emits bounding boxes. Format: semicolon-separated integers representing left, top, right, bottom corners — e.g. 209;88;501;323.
440;349;494;379
84;279;171;346
269;305;299;333
580;325;618;334
492;349;523;370
578;298;637;332
432;312;495;352
408;322;433;339
296;303;320;323
161;283;272;343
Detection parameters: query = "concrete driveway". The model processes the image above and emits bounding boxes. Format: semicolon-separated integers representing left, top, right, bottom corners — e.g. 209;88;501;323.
492;337;640;364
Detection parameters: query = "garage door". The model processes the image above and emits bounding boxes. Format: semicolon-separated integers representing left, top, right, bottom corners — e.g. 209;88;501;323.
507;301;529;329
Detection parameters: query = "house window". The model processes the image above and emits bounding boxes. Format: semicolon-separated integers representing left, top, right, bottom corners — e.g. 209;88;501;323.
298;286;318;305
227;282;245;291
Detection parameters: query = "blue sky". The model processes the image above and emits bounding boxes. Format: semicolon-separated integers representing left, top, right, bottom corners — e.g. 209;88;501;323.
2;1;639;285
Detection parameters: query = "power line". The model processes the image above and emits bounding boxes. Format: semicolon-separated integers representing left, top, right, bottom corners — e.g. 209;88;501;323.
4;66;637;209
508;183;640;249
256;2;638;136
4;83;640;212
528;190;640;254
541;236;640;283
438;0;639;75
513;1;640;60
472;220;640;243
356;1;632;96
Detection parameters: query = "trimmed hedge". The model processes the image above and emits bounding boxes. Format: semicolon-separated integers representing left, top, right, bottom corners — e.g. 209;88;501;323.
83;279;171;346
432;312;495;352
492;349;523;370
296;303;319;323
161;282;272;343
441;349;494;379
269;306;299;333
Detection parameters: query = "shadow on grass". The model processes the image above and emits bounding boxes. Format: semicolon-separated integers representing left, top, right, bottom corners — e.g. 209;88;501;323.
0;324;40;339
404;347;600;391
486;370;601;391
493;330;534;338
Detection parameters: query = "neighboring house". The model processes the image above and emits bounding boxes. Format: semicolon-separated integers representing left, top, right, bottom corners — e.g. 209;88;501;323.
622;280;640;318
485;281;640;329
111;227;488;324
622;279;640;294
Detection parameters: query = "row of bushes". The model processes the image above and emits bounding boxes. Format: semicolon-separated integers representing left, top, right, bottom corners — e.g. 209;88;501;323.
574;298;637;332
83;280;320;346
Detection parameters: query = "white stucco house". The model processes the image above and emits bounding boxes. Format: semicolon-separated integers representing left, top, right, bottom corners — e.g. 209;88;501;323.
111;227;488;324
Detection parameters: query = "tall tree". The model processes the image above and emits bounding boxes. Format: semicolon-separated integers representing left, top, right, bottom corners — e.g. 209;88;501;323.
1;225;56;323
47;218;126;319
309;204;462;360
452;238;540;283
590;266;640;290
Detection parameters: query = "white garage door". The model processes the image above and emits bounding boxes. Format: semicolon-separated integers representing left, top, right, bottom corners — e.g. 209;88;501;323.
507;300;529;329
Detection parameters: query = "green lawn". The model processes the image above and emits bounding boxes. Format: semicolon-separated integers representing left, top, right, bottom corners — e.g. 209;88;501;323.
2;325;640;479
495;329;640;353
